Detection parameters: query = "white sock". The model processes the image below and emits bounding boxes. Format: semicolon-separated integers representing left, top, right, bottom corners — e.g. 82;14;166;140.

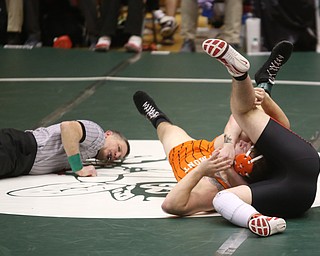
213;190;258;228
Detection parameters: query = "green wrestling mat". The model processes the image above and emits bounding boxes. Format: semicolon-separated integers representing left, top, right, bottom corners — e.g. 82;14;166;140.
0;47;319;255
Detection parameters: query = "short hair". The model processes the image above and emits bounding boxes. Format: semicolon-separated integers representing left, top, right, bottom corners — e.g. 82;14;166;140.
110;130;130;157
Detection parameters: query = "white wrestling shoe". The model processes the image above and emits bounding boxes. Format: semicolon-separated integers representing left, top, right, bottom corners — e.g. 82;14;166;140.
248;215;286;237
202;38;250;77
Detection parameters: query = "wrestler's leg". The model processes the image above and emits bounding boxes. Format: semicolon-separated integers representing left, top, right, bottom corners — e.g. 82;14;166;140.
157;122;193;157
202;39;290;236
230;77;270;144
202;38;293;144
231;39;292;142
213;188;286;237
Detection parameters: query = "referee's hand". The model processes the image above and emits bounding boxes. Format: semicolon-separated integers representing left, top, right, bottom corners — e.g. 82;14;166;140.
76;165;97;177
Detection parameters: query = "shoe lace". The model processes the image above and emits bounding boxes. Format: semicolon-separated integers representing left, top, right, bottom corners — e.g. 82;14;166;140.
267;54;285;83
142;102;159;119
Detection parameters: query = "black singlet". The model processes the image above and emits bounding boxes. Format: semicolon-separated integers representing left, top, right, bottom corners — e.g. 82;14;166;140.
250;119;320;217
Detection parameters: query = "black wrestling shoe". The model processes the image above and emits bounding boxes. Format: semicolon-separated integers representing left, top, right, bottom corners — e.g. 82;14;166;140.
133;91;171;128
255;41;293;95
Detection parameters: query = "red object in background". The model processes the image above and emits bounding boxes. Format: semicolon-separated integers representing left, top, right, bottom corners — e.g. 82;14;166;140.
142;43;157;51
53;35;73;48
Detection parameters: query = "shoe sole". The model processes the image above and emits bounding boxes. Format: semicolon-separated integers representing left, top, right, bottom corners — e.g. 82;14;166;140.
202;38;250;76
124;43;141;53
254;41;293;84
202;38;228;58
267;41;293;66
249;216;286;237
94;43;109;52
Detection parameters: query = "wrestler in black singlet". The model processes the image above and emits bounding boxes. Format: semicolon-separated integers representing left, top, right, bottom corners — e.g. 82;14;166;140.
250;119;320;217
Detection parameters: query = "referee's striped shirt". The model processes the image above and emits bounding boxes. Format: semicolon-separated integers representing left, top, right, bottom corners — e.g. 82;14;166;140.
27;120;105;174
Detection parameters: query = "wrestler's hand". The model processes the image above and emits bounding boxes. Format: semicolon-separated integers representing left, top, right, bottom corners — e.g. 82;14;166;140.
198;149;232;177
75;165;97;177
219;143;235;161
254;87;266;106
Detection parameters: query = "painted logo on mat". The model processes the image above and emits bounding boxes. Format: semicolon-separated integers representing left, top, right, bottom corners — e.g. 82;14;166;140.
0;141;177;218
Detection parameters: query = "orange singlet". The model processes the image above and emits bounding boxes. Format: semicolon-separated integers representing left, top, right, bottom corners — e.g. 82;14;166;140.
168;139;230;189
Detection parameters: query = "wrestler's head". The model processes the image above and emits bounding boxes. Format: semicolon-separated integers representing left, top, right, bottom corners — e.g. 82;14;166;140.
234;145;268;183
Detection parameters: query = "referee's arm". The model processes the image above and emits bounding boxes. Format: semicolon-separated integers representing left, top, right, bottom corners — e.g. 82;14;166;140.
60;121;97;177
60;121;83;156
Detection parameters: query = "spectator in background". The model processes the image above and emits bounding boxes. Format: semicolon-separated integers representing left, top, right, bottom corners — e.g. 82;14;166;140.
23;0;85;48
218;0;243;49
180;0;243;52
254;0;317;51
23;0;42;47
5;0;23;45
94;0;145;53
77;0;99;49
180;0;198;52
146;0;179;45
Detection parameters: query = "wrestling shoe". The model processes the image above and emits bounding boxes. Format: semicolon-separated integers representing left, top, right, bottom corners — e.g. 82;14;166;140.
159;16;178;38
180;39;196;53
95;36;111;52
133;91;171;128
255;40;293;95
248;214;286;237
124;35;142;53
202;38;250;77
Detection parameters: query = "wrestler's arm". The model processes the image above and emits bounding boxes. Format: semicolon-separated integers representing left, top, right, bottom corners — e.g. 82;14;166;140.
216;114;243;160
254;88;290;128
215;115;248;186
162;173;218;216
162;150;232;216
